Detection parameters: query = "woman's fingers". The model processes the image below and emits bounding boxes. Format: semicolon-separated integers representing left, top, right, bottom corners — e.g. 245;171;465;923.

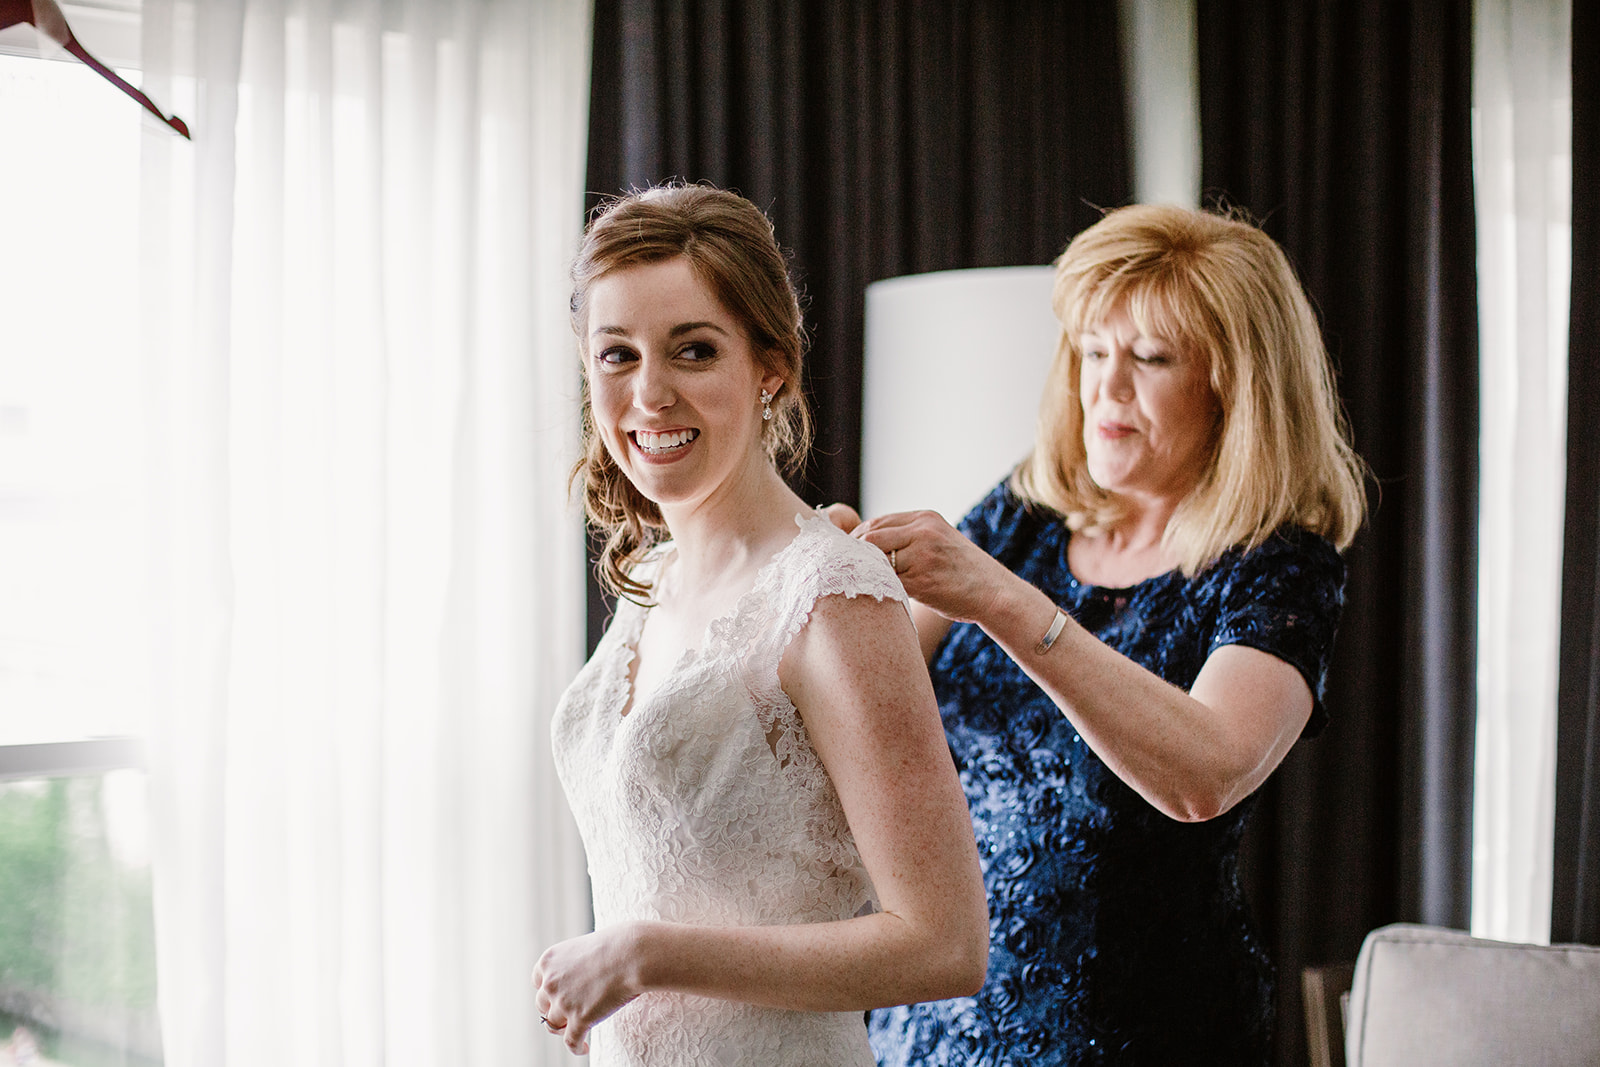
847;505;1009;622
533;929;634;1056
533;959;575;1049
532;966;549;1015
837;508;927;574
854;512;953;564
536;994;589;1055
541;1008;588;1056
853;511;1001;622
819;501;863;533
853;510;946;553
549;1005;587;1055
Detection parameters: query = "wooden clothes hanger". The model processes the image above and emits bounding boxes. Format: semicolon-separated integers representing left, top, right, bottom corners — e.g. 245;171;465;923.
1;0;190;138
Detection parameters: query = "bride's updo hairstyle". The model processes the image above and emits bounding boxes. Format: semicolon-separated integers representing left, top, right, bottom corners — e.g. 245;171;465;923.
570;183;811;602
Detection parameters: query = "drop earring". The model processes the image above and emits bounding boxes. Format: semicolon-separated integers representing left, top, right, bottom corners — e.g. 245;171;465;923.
760;389;774;422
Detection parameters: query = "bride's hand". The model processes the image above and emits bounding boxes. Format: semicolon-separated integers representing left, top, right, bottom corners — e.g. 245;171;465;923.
533;924;646;1056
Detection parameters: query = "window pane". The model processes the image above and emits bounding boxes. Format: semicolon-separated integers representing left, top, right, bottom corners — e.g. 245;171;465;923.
0;53;149;745
0;771;161;1066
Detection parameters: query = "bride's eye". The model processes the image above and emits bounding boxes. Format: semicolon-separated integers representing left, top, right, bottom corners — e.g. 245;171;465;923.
595;345;636;366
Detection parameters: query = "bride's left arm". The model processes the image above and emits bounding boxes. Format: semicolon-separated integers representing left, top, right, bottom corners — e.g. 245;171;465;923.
776;590;990;996
533;592;988;1055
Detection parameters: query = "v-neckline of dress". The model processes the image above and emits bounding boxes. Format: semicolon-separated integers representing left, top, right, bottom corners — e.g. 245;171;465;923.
612;510;823;723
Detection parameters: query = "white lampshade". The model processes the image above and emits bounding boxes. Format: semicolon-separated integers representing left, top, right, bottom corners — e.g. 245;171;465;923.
861;265;1061;524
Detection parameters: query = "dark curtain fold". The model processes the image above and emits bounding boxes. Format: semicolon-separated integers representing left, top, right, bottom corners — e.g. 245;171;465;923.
1554;1;1600;946
1196;1;1479;1063
584;0;1129;648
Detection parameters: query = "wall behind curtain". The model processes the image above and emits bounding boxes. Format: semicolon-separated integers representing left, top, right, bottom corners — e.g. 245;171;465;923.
1196;0;1479;1063
1555;0;1600;946
585;0;1129;510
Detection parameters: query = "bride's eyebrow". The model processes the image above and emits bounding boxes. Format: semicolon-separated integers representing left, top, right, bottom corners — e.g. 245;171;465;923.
589;321;731;339
667;321;730;338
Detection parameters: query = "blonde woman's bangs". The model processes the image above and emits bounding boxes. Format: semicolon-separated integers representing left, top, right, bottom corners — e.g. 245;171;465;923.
1071;271;1225;393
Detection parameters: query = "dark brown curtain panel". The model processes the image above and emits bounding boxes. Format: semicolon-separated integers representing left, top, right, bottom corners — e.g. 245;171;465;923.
1554;0;1600;947
583;0;1129;648
1196;1;1479;1063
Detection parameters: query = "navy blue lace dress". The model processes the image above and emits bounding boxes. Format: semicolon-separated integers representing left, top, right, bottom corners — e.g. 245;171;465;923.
868;480;1346;1067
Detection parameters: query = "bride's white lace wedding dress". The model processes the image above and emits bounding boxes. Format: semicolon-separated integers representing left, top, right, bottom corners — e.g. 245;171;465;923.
551;514;905;1066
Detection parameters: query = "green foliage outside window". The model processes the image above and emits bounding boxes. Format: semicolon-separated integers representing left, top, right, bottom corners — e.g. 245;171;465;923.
0;776;161;1066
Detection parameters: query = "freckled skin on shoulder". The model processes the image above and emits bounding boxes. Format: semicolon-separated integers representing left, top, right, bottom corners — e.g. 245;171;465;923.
780;590;988;993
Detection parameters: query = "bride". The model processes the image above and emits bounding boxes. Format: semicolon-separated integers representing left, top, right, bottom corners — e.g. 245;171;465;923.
534;184;988;1065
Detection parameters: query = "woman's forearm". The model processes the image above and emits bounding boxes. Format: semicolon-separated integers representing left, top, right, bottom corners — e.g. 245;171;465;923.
850;508;1301;821
629;907;985;1013
974;571;1308;821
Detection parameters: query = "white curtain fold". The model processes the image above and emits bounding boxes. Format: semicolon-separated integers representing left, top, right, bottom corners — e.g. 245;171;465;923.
1471;0;1572;945
137;1;593;1064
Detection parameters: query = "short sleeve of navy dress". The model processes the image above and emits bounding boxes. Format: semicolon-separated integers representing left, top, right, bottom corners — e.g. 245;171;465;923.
868;479;1346;1067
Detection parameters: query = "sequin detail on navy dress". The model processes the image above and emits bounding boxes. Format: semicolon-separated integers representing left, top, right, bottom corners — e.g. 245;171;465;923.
868;480;1346;1067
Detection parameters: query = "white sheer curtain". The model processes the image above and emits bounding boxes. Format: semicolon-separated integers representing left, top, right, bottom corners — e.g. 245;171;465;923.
1471;0;1572;945
136;1;593;1064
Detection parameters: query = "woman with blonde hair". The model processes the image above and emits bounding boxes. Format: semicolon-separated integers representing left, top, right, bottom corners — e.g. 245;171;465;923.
534;183;988;1065
844;204;1367;1065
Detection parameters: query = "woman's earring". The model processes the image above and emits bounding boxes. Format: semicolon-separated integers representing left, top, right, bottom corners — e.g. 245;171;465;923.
760;389;774;422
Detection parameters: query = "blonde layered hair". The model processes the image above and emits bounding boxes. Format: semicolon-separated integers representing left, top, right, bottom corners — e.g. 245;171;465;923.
570;183;811;601
1012;204;1367;574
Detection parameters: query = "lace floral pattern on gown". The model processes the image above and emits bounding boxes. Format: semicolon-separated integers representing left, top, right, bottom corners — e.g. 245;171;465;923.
552;514;905;1067
869;480;1347;1067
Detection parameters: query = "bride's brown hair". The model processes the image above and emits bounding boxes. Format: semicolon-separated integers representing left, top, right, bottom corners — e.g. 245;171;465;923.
570;183;811;602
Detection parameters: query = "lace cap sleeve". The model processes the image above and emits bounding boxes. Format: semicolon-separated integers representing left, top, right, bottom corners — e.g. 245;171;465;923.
752;516;909;662
795;515;907;605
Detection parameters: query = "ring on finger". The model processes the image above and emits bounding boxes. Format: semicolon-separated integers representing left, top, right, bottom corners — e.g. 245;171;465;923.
889;548;898;572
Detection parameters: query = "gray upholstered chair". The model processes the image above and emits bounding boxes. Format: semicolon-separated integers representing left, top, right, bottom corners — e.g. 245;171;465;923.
1344;922;1600;1066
